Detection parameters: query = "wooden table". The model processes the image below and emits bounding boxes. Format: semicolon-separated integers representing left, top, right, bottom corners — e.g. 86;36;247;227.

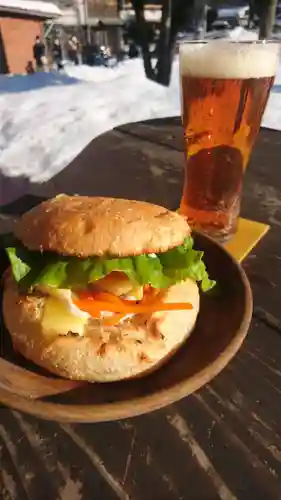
1;118;281;500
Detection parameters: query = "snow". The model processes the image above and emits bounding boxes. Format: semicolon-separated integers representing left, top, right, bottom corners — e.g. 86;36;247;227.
204;26;258;41
0;59;180;204
218;7;249;19
1;29;281;205
120;8;162;23
0;0;61;17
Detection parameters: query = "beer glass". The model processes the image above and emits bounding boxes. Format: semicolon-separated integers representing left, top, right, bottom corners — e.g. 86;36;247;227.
179;40;279;242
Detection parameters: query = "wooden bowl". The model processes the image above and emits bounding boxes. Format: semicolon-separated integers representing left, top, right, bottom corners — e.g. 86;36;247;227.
0;233;252;423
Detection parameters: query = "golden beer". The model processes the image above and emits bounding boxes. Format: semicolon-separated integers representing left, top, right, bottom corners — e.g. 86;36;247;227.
179;41;279;242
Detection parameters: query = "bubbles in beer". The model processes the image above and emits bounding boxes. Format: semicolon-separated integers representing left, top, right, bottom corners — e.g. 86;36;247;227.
185;146;243;211
179;41;279;80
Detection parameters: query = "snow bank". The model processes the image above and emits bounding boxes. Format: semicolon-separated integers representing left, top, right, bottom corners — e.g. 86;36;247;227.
0;0;61;17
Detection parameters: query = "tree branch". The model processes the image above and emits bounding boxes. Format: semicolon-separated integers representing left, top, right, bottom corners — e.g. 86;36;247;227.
258;0;277;39
155;0;172;85
132;0;194;86
131;0;154;79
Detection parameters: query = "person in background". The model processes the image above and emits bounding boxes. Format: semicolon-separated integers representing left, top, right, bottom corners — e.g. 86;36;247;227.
33;36;46;71
26;61;35;74
67;36;80;65
52;38;63;70
128;41;139;59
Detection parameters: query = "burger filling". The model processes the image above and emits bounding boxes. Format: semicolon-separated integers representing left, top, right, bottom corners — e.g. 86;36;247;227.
4;235;215;332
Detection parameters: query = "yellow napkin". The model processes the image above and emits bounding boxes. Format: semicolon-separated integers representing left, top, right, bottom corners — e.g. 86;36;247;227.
175;210;269;262
224;218;269;262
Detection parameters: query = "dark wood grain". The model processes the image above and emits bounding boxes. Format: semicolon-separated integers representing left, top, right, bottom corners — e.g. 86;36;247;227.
1;118;281;499
0;321;281;500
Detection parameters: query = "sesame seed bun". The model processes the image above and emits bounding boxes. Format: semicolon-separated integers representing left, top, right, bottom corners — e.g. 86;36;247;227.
3;276;199;382
15;195;190;257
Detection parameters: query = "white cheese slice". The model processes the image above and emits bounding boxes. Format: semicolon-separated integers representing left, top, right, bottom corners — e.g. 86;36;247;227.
42;297;88;336
39;286;89;318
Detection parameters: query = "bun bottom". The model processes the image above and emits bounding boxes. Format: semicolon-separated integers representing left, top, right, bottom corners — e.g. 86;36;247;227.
3;277;200;382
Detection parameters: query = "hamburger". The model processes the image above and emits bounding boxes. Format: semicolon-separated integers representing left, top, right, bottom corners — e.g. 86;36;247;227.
2;195;215;382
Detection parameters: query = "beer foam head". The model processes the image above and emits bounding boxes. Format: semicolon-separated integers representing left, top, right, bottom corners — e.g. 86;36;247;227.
179;41;280;79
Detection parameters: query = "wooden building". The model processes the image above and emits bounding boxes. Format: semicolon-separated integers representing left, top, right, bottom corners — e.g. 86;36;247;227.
51;0;123;55
0;0;60;74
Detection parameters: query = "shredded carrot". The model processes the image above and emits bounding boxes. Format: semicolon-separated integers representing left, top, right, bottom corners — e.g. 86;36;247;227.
90;291;126;305
74;288;193;325
73;298;193;316
75;291;129;324
76;291;129;325
76;291;95;301
141;288;163;305
77;290;131;305
77;289;158;306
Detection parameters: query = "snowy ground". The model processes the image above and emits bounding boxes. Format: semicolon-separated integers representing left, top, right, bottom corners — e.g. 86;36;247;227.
1;27;281;205
0;58;181;204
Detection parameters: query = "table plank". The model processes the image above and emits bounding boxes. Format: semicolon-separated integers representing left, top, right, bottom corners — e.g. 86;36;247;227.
1;321;281;500
0;438;30;500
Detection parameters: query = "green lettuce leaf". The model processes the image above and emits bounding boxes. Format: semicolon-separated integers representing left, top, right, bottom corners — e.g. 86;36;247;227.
5;236;216;292
5;247;31;282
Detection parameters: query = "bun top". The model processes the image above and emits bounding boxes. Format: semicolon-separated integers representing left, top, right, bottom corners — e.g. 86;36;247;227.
15;195;190;257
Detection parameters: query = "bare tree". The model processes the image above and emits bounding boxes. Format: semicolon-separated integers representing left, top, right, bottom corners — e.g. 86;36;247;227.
131;0;278;85
132;0;154;81
154;0;172;85
193;0;207;38
132;0;192;86
257;0;277;39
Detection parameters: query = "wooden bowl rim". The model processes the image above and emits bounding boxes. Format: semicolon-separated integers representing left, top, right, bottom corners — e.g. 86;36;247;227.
0;234;253;422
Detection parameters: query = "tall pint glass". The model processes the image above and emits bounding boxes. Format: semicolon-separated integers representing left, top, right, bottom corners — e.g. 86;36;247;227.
179;41;279;242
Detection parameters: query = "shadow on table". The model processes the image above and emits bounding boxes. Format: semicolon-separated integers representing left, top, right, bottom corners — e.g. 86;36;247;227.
2;119;281;218
0;120;185;214
0;172;33;208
